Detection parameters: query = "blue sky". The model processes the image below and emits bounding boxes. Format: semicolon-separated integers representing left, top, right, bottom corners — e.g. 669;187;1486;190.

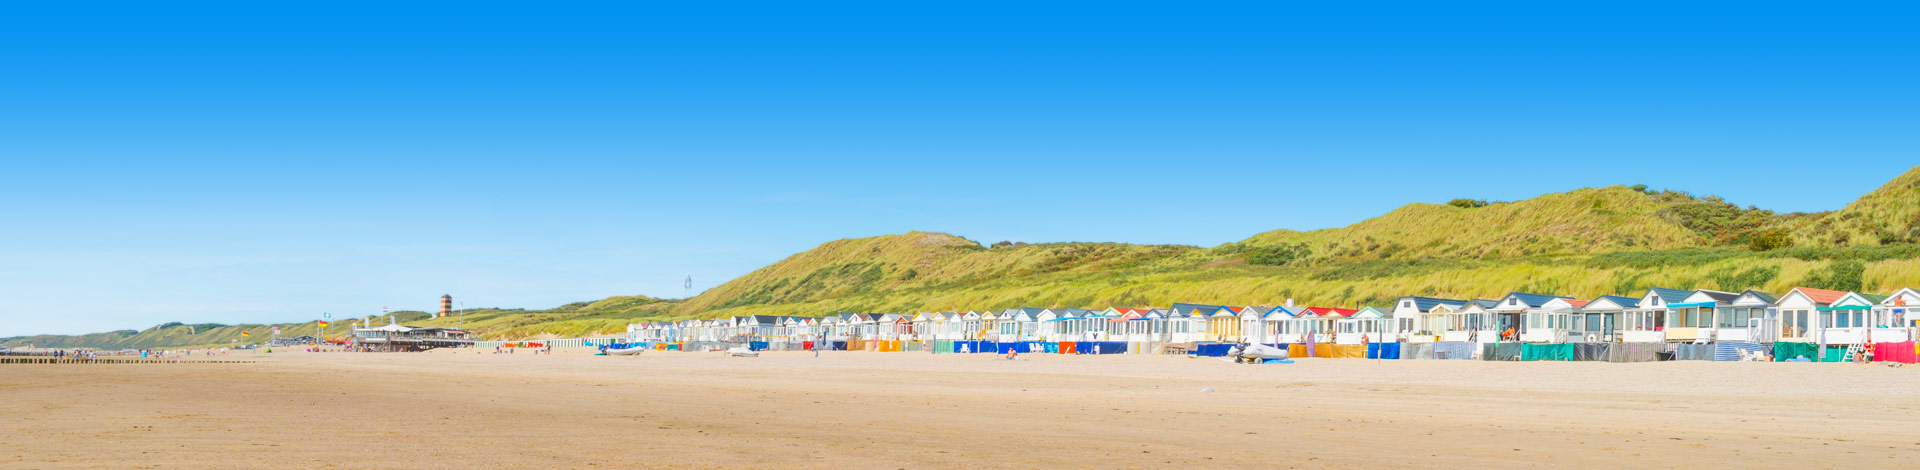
2;1;1916;336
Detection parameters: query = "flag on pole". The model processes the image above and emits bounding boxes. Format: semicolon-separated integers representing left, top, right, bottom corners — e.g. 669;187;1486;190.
241;331;251;337
318;320;330;327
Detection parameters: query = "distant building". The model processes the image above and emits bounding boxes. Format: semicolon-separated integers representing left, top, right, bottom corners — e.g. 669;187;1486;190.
353;317;472;352
439;294;452;318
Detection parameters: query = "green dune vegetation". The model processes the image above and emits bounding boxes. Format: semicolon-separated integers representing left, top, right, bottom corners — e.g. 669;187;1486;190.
11;166;1920;349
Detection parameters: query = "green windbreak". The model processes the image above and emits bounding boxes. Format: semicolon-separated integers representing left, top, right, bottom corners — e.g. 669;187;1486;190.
1521;343;1574;361
1773;342;1854;362
1773;342;1816;362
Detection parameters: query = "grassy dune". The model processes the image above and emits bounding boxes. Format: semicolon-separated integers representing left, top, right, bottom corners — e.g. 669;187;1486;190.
11;166;1919;348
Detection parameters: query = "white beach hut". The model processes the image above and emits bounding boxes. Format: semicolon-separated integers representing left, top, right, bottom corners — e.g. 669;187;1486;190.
1621;288;1691;343
1166;303;1213;344
1263;306;1300;344
1335;307;1391;345
1720;290;1779;343
1392;296;1465;343
936;312;960;340
1820;291;1889;345
960;311;986;340
1876;288;1920;332
1141;309;1168;345
1773;287;1847;344
1447;299;1500;343
1663;289;1739;343
1489;292;1572;343
1520;297;1585;343
1577;295;1638;343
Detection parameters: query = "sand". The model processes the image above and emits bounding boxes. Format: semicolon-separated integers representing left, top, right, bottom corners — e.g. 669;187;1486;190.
4;350;1919;469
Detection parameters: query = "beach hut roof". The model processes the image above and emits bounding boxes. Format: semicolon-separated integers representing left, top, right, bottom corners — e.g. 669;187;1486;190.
1237;306;1272;318
1685;289;1741;305
1736;290;1779;305
1210;306;1243;317
1350;307;1389;318
1497;292;1575;309
1830;292;1887;308
1774;283;1850;306
1642;287;1695;306
1396;296;1468;312
1170;302;1223;316
1588;295;1640;309
1300;307;1358;318
1785;287;1850;305
1263;305;1300;319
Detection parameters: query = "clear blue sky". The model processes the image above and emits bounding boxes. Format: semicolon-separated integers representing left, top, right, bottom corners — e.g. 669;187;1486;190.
2;1;1916;336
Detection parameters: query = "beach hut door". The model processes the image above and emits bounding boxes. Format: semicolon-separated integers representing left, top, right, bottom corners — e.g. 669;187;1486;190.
1748;317;1773;343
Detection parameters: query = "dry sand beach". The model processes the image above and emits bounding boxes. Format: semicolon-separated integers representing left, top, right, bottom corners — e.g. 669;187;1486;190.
5;351;1919;469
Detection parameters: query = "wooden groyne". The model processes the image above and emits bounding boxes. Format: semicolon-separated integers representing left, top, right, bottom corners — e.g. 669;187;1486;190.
0;357;254;365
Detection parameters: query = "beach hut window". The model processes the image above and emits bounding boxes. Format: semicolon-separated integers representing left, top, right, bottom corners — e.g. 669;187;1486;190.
1718;308;1744;328
1830;311;1850;328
